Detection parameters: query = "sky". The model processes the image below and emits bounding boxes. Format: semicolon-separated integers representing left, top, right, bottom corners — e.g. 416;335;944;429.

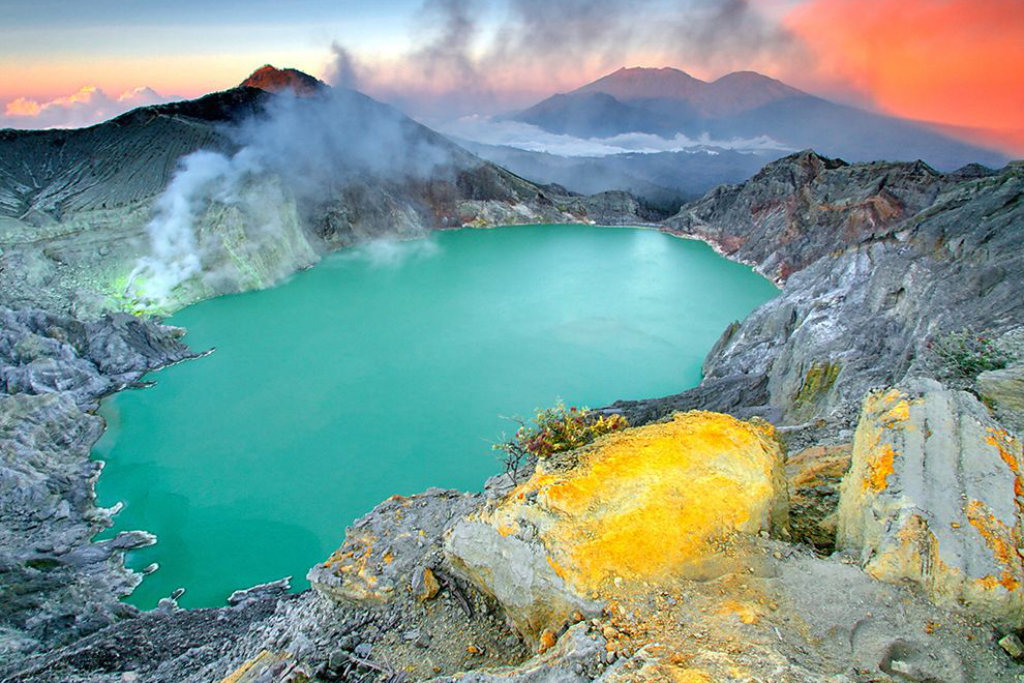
1;0;1021;154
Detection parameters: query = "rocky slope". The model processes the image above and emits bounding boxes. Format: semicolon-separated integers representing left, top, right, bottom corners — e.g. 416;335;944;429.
0;309;194;655
0;66;647;317
613;152;1024;431
1;100;1023;682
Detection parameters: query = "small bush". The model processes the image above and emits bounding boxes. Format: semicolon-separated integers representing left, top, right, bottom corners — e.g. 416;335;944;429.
494;403;628;480
929;328;1010;379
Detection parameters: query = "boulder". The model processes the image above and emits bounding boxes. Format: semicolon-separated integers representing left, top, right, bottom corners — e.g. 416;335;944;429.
837;379;1024;626
978;363;1024;433
446;411;789;642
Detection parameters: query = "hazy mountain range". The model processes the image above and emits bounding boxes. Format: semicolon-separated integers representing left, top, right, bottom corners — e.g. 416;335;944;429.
443;67;1009;209
510;67;1007;170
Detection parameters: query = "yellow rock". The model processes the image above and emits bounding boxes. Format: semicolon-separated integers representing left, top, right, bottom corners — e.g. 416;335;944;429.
219;651;297;683
416;567;441;601
447;411;788;640
509;411;786;593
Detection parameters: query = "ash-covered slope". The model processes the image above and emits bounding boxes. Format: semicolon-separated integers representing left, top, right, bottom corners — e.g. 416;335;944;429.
0;89;264;219
0;67;641;316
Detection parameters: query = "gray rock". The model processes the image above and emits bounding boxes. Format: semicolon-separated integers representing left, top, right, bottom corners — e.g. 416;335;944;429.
445;520;601;643
615;154;1024;429
425;623;603;683
979;363;1024;433
308;488;481;605
0;309;193;655
837;379;1024;626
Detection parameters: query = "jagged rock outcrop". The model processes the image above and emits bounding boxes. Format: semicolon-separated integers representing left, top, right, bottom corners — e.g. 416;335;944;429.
307;488;481;605
615;153;1024;428
445;412;788;643
0;308;193;655
837;379;1024;627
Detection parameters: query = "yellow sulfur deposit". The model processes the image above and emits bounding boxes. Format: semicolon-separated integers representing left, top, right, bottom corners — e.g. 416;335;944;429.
482;411;788;596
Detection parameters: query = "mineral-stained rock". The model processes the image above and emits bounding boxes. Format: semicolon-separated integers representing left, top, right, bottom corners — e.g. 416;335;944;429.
837;379;1024;626
425;623;604;682
218;650;304;683
999;633;1024;660
308;488;480;604
978;363;1024;433
785;443;852;551
446;411;789;641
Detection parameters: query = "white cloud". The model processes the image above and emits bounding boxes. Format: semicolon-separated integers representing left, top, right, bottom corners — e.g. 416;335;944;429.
436;116;794;157
2;86;175;130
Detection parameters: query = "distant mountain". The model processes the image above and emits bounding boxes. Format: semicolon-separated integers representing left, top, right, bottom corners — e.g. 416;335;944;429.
240;64;326;96
457;138;771;213
511;67;1007;170
575;67;802;117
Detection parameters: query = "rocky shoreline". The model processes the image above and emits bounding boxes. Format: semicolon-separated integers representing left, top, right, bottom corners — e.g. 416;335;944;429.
1;150;1023;682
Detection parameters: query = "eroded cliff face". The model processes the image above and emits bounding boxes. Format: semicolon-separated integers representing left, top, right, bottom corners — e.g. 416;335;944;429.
615;153;1024;430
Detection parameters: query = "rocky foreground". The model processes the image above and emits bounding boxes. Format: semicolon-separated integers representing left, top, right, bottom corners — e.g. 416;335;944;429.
1;121;1024;683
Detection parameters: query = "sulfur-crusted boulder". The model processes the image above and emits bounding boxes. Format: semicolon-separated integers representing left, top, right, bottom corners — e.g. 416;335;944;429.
445;411;789;642
837;379;1024;626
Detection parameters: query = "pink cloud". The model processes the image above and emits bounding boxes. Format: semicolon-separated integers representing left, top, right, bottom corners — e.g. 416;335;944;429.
2;85;173;130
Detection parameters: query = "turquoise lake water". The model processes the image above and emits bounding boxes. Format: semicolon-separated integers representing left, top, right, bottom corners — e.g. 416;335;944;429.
93;224;777;608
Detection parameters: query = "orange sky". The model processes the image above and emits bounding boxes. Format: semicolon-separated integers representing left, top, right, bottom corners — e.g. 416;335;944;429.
2;0;1021;154
783;0;1024;152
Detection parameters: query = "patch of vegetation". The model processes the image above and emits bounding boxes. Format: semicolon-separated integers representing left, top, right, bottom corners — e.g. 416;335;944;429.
793;360;841;406
494;402;628;481
929;328;1011;380
26;558;62;571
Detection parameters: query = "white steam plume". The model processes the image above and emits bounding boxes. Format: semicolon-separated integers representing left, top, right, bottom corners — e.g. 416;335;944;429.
129;149;262;303
128;86;457;308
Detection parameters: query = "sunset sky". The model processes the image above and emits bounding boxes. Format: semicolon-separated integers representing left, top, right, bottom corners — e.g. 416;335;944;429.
2;0;1021;154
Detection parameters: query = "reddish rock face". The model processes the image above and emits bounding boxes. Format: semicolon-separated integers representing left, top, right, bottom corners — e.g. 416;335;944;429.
240;65;326;97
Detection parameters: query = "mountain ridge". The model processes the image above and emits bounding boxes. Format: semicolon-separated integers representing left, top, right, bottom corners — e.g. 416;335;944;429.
513;66;1008;170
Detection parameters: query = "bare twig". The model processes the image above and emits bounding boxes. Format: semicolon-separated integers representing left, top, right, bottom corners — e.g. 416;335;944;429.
433;568;474;618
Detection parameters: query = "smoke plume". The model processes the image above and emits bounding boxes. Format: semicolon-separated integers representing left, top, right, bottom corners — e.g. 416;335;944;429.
128;85;457;307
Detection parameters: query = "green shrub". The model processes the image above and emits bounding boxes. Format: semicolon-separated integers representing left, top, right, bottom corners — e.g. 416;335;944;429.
494;402;628;480
929;328;1010;379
